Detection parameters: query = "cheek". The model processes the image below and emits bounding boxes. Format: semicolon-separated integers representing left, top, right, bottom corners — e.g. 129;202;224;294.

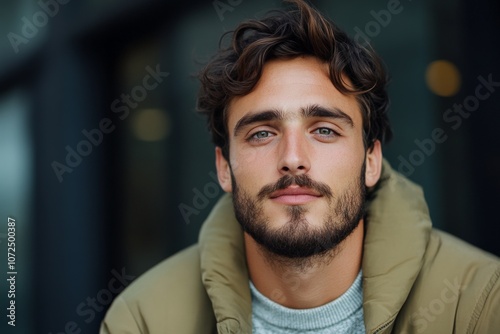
317;143;360;166
230;142;277;177
229;152;257;191
229;150;259;175
315;146;364;184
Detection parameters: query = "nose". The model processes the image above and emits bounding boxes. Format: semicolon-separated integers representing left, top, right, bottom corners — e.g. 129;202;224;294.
278;129;311;175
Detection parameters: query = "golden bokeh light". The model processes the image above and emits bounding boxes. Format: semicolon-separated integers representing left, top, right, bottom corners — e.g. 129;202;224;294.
131;109;170;142
425;60;461;97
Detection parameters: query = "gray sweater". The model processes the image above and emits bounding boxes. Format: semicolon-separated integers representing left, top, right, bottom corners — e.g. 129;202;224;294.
250;271;365;333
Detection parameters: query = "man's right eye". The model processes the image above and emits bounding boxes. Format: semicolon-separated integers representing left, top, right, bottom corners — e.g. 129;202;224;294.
252;131;272;139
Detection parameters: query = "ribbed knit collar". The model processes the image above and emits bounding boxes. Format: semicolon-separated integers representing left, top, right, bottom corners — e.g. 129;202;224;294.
249;271;363;331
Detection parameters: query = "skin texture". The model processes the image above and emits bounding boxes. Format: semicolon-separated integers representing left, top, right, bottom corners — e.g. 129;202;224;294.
215;56;383;309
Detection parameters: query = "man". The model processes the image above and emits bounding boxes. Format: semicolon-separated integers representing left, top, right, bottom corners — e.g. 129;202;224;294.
101;1;500;333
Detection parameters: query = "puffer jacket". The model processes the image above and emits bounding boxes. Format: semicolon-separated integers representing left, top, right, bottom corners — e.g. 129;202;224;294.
100;161;500;333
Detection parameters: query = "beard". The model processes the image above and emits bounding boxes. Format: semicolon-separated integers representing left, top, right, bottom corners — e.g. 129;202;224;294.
231;162;366;266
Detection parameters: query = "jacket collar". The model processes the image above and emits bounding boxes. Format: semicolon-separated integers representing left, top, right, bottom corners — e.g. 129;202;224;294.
198;193;251;333
198;160;432;334
361;160;432;332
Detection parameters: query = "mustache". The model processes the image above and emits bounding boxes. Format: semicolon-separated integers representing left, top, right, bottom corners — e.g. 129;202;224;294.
257;174;333;200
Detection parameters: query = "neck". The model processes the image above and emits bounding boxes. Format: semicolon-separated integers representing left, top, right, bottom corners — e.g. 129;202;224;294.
245;220;364;309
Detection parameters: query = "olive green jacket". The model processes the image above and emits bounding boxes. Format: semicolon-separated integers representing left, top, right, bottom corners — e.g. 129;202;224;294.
100;162;500;333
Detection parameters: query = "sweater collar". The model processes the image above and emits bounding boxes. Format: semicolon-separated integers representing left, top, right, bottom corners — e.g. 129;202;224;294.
198;160;432;334
249;270;363;331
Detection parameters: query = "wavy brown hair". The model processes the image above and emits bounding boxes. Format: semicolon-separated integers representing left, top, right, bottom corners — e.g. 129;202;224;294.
197;0;392;160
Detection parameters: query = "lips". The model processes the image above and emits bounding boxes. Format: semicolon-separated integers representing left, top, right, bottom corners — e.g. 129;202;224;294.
269;186;322;205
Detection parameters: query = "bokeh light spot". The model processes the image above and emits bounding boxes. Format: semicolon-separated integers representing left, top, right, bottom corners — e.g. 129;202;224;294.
131;109;170;142
426;60;461;97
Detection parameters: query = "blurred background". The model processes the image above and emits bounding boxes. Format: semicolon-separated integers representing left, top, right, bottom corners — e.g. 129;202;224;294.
0;0;499;332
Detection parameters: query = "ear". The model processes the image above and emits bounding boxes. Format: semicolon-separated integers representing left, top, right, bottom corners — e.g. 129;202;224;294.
215;147;232;193
365;140;383;188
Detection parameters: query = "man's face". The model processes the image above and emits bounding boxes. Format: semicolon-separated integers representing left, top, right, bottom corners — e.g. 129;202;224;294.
216;56;381;258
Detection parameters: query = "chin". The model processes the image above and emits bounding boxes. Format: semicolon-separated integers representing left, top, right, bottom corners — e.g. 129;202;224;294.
268;208;324;229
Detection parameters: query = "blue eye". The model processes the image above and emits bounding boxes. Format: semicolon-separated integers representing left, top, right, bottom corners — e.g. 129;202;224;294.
314;128;334;136
252;131;271;139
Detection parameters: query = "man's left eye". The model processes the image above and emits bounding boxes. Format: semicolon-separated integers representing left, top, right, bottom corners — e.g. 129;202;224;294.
314;128;335;136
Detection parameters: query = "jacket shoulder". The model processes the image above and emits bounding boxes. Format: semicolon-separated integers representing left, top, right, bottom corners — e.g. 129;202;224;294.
394;229;500;333
430;230;500;332
100;244;216;334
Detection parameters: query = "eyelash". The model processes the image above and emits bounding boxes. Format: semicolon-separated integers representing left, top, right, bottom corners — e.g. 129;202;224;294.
313;127;338;137
248;130;274;142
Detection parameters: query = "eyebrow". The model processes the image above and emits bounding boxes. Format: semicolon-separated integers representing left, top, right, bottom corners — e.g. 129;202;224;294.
302;104;354;128
233;104;354;137
233;109;285;137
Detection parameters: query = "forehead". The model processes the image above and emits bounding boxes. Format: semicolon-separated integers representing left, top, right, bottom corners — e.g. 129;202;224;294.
226;56;362;132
